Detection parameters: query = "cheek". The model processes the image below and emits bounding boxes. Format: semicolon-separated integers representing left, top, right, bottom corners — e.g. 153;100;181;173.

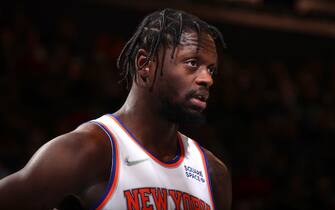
157;61;194;103
157;76;186;104
167;78;191;104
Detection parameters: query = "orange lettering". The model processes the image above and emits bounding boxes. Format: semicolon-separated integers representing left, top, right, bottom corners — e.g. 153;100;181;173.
169;190;182;210
182;192;191;210
191;196;200;210
139;188;153;210
150;188;167;210
125;188;211;210
124;189;140;210
199;199;206;210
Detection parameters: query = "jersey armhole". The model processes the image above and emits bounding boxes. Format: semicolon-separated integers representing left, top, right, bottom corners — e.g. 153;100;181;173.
194;142;216;210
89;121;120;210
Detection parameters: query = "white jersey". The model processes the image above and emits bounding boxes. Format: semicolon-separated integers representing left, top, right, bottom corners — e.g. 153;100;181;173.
90;114;215;210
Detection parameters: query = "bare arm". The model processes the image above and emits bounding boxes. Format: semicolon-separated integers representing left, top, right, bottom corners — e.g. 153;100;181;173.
0;123;111;210
204;149;232;210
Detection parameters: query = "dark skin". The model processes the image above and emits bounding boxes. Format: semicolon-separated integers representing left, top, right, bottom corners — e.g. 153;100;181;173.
0;31;231;210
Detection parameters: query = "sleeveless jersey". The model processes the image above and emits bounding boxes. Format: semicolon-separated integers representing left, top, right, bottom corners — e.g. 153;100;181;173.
90;114;215;210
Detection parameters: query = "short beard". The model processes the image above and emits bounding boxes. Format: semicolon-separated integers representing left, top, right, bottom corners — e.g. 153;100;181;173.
158;91;206;125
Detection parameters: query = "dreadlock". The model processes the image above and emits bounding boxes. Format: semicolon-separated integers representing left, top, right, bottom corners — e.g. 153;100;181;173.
117;8;226;89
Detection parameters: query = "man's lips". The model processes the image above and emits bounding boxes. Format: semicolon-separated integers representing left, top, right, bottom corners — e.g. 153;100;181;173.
189;97;207;110
188;91;209;110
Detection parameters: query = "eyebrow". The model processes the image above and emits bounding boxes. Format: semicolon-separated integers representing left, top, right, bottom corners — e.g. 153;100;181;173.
176;48;218;66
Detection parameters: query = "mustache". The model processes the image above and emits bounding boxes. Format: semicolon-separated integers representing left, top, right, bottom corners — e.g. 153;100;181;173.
185;88;209;101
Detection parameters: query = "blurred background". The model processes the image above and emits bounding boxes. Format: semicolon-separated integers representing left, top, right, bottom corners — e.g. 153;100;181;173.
0;0;335;209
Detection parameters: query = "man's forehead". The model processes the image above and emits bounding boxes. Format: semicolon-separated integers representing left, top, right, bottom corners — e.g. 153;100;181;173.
178;31;217;53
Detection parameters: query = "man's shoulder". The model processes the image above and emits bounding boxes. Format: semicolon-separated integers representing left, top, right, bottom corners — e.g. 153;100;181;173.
200;147;232;210
179;133;229;174
0;121;113;209
61;121;112;156
40;121;112;169
34;121;113;184
74;121;110;142
201;147;229;175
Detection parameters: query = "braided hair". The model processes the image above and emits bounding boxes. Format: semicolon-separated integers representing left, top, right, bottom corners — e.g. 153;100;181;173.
117;8;226;88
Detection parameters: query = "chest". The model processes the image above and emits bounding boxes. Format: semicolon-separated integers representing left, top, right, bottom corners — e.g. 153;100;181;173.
105;162;212;210
89;115;214;209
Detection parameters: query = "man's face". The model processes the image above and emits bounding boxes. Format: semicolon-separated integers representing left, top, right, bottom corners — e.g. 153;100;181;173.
153;31;218;124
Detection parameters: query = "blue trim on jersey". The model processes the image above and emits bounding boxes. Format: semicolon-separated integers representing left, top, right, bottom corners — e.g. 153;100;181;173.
89;121;117;210
109;114;181;164
199;145;216;210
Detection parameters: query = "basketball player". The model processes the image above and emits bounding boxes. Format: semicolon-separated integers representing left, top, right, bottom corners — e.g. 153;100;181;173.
0;8;231;210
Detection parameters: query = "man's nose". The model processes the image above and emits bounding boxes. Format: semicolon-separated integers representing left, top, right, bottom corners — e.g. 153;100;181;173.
195;67;214;88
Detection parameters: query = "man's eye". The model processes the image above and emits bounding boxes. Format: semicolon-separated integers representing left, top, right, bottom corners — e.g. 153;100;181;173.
208;65;217;75
185;59;198;68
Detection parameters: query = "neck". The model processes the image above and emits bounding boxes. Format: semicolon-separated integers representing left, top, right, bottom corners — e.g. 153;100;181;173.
114;86;179;161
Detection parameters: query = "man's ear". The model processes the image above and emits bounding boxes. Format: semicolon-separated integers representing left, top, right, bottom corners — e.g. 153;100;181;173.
135;49;152;85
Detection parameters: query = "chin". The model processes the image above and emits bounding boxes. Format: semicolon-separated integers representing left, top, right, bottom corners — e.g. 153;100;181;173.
163;105;206;125
159;96;207;125
180;108;206;125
